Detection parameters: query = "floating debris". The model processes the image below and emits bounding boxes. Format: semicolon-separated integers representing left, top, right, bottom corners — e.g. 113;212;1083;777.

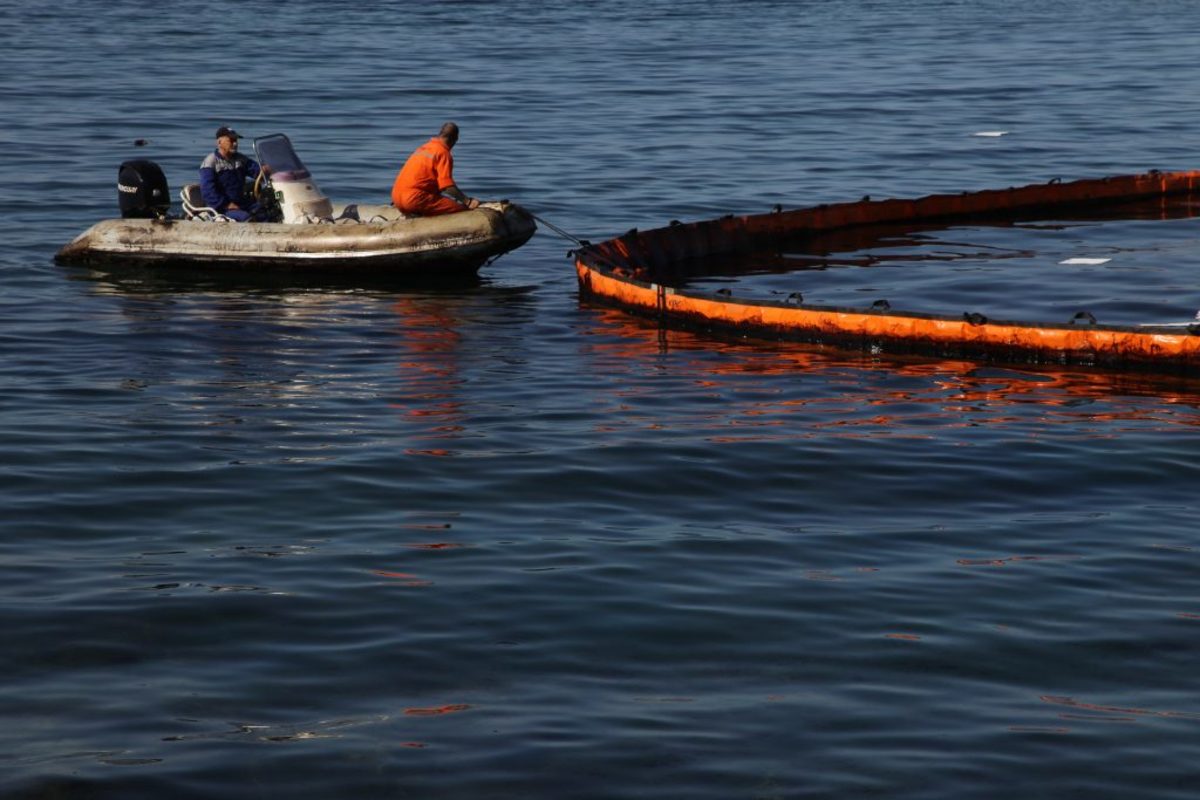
1059;257;1111;265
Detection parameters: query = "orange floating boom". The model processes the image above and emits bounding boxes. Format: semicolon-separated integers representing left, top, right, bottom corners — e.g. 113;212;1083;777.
575;170;1200;373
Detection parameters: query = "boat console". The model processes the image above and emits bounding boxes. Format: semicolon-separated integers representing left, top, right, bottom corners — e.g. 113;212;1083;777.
253;134;334;223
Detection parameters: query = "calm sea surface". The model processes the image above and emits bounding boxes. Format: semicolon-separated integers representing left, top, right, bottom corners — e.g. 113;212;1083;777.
5;1;1200;798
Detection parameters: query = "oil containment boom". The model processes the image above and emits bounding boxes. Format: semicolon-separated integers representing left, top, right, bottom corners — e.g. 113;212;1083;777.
574;170;1200;374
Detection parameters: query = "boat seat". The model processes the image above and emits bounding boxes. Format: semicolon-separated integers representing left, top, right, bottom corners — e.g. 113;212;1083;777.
180;184;229;221
331;203;412;223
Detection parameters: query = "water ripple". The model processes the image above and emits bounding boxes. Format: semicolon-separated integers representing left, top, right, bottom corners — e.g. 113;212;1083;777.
6;1;1200;798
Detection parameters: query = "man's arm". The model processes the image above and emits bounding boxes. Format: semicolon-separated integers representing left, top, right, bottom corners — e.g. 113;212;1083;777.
198;165;229;211
435;150;479;209
442;184;480;209
236;158;264;211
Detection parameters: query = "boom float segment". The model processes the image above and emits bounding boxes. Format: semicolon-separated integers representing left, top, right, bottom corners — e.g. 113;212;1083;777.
575;171;1200;373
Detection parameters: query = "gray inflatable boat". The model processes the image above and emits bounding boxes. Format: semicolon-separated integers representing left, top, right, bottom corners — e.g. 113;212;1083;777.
55;134;537;279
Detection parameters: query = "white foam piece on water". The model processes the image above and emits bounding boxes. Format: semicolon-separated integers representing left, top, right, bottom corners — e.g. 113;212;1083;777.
972;131;1009;137
1059;257;1111;265
1138;311;1200;327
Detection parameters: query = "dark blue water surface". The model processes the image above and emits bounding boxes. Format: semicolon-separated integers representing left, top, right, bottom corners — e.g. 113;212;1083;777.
5;2;1200;798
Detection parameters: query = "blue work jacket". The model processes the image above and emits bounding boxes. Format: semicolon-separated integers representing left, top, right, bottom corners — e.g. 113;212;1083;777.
198;149;261;212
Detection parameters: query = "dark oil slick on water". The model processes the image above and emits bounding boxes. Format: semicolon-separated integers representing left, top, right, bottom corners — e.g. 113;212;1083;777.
4;1;1200;798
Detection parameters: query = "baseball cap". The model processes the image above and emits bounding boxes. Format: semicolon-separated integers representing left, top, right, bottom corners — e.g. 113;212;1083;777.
215;126;240;140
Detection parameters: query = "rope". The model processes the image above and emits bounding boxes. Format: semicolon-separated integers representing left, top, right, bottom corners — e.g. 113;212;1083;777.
529;212;588;247
525;209;634;275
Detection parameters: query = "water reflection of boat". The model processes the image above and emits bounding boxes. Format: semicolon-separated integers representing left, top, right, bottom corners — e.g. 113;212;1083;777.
576;171;1200;374
55;133;537;282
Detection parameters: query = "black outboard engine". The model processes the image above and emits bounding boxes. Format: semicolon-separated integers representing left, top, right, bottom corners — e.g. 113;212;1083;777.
117;160;170;219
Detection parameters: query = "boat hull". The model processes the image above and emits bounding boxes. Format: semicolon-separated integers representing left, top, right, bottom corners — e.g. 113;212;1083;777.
56;202;536;278
575;170;1200;374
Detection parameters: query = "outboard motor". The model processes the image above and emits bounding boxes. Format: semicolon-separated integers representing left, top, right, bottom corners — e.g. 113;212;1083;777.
118;160;171;219
253;134;333;223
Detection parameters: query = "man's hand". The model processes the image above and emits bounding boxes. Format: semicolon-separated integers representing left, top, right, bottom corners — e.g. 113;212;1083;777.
445;184;479;210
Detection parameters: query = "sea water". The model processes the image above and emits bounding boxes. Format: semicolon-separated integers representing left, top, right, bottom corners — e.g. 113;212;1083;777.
4;1;1200;797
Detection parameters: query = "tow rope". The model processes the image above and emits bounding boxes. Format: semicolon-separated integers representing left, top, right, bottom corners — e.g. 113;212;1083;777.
530;211;638;274
528;212;589;248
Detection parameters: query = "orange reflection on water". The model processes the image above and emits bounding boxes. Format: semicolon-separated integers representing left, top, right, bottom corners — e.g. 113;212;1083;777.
1056;713;1138;723
803;570;842;582
578;307;1200;441
389;296;469;449
372;569;433;587
404;704;472;716
633;697;695;704
957;555;1079;568
1040;695;1200;721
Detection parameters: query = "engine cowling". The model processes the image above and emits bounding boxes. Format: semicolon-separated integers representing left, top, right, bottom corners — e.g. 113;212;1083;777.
118;160;170;219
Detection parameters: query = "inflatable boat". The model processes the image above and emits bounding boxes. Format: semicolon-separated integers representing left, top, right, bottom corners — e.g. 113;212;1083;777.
56;134;537;280
575;170;1200;374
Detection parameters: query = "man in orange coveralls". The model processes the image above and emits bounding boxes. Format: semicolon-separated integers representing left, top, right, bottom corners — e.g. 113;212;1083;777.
390;122;481;215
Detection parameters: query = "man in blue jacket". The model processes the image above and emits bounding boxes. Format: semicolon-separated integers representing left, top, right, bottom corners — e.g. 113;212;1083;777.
199;126;263;221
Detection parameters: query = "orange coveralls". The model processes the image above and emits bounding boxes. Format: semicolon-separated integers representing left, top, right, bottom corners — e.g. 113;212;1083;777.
390;137;466;216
